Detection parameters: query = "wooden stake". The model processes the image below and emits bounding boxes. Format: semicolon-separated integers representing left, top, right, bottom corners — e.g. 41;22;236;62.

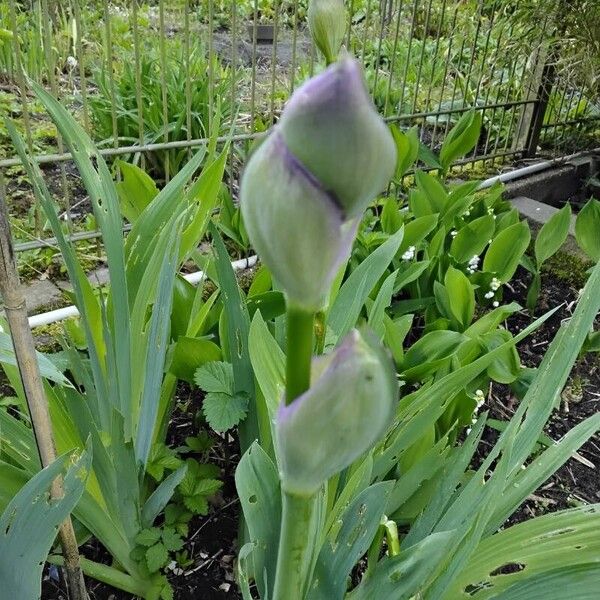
0;174;88;600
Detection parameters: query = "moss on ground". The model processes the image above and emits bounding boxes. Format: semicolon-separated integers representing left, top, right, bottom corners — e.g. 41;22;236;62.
542;251;593;290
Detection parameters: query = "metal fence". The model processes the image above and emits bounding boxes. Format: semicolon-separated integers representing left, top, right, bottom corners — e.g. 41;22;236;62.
1;0;599;256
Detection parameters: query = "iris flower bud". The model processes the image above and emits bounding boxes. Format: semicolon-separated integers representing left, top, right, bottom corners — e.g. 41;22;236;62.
276;330;398;496
241;58;396;310
308;0;346;65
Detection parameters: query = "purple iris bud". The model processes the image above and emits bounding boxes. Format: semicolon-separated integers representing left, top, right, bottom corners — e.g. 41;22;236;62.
240;58;396;310
276;329;398;495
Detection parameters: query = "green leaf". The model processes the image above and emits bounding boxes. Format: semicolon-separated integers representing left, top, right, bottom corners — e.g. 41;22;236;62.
115;160;159;223
400;215;438;253
309;483;394;600
210;223;256;449
194;478;223;497
448;505;600;599
0;451;89;600
235;443;281;600
450;215;495;263
161;527;184;552
146;543;169;573
135;528;162;547
142;465;187;528
445;266;475;330
169;337;222;383
575;198;600;261
381;197;404;234
402;330;464;380
439;109;482;171
391;125;419;179
535;203;572;265
329;228;404;339
194;361;234;394
415;171;448;213
368;270;398;338
347;532;454;600
483;221;531;282
183;494;209;515
203;392;248;432
0;333;72;387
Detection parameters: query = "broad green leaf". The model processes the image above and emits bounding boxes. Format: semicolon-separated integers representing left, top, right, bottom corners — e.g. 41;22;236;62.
0;450;89;600
402;330;464;380
400;215;438;252
116;160;159;223
450;215;495;263
534;203;572;265
415;171;448;213
381;197;404;234
391;124;419;179
575;198;600;261
444;266;474;330
439;110;482;171
329;228;404;339
368;270;398;338
483;221;530;282
169;337;222;383
448;505;600;599
347;532;454;600
235;443;281;600
249;312;285;418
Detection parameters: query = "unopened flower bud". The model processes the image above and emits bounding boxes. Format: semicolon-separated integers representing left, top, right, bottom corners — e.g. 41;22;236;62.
308;0;346;65
241;58;396;310
277;58;396;219
276;330;397;495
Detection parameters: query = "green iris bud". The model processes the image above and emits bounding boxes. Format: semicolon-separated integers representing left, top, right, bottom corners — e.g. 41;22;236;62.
240;58;396;311
276;330;398;496
308;0;346;65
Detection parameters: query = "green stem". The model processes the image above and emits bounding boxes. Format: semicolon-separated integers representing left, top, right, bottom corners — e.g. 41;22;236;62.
272;304;316;599
272;491;318;600
285;305;315;404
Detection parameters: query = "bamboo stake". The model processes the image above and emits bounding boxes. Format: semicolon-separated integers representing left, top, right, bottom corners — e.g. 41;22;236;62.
0;174;88;600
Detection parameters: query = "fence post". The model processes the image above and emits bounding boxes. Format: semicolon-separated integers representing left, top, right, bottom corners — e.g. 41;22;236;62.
522;62;556;158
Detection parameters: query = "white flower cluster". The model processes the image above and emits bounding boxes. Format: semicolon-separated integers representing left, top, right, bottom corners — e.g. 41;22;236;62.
487;207;497;220
401;245;416;261
450;229;458;238
466;389;487;433
66;56;78;70
467;254;480;274
484;277;501;307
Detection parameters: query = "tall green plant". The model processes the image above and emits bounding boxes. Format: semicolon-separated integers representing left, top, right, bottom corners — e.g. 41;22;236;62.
2;79;227;598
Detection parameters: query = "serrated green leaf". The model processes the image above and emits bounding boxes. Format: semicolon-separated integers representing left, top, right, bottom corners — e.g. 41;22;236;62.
161;527;184;552
194;478;223;497
183;494;209;515
194;361;234;394
203;392;248;433
146;543;169;572
135;528;162;547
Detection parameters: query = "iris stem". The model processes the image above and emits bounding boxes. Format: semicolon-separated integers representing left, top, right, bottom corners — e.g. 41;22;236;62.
272;490;318;600
285;305;315;404
272;304;316;600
